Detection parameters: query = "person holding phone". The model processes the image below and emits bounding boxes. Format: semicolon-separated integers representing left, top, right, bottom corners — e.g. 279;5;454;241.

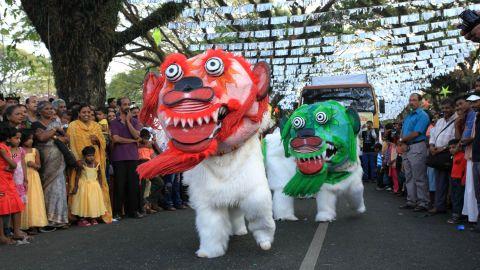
460;10;480;42
109;97;143;220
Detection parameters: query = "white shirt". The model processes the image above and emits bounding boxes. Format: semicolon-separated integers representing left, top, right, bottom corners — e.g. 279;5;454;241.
429;114;457;148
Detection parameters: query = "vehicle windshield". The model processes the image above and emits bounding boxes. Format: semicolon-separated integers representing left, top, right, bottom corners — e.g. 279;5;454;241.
301;87;375;112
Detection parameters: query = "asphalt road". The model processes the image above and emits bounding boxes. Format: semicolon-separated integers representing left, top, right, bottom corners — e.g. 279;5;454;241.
1;182;479;270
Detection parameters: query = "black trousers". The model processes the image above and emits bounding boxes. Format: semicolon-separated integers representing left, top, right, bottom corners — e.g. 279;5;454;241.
112;160;140;216
376;166;385;188
450;178;465;216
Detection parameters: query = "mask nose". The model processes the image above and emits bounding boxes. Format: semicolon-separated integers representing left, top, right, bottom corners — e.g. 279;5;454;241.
297;128;315;138
174;77;203;92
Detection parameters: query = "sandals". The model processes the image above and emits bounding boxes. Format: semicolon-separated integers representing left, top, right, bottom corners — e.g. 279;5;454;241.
146;208;158;214
13;235;33;241
90;219;99;226
0;237;16;245
77;219;91;227
39;227;57;233
25;228;39;235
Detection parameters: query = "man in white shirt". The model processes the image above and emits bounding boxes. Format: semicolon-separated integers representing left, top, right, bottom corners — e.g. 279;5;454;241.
428;99;457;214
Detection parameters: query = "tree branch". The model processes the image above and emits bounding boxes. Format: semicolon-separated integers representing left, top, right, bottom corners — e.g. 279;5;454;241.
171;29;194;56
121;2;166;61
113;2;187;53
316;0;337;13
116;50;160;66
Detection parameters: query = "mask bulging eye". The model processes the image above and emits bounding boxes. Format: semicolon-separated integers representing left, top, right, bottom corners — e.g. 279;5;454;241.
292;116;305;129
205;57;224;76
165;64;183;82
316;112;328;124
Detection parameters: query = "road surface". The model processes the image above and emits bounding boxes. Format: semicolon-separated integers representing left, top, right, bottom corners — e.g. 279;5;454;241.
1;182;479;270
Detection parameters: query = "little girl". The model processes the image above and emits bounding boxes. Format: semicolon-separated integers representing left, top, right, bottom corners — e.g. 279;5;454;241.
20;130;48;233
386;135;400;194
9;130;27;204
70;146;107;227
0;127;25;244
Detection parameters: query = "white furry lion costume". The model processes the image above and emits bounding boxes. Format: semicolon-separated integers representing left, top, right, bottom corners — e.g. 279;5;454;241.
265;101;365;222
138;50;275;258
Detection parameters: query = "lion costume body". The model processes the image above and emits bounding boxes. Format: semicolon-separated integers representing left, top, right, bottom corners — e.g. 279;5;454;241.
265;101;366;222
138;50;275;258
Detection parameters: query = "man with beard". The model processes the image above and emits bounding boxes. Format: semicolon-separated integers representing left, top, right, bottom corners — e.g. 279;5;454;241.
428;99;457;214
109;97;143;220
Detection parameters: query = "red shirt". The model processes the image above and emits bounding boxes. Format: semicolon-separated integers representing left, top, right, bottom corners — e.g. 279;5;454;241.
451;152;467;185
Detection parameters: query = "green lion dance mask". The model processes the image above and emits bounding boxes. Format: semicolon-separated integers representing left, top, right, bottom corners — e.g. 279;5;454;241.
281;101;361;197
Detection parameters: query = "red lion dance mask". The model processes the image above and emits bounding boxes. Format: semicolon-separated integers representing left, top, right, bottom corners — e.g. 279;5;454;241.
137;49;270;179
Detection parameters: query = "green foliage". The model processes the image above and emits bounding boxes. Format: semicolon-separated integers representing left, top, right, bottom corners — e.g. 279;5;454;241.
0;44;54;96
106;68;148;105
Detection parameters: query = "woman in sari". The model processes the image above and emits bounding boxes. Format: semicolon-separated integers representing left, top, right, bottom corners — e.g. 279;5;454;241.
3;104;26;129
32;101;69;228
67;104;112;223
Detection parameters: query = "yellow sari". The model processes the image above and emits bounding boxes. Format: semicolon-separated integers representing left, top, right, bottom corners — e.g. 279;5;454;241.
67;120;113;223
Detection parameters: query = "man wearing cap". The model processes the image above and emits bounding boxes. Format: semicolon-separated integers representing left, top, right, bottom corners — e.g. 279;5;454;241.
456;94;479;223
399;93;431;212
468;93;480;232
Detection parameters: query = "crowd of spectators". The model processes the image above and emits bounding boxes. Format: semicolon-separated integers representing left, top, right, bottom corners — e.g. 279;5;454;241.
0;94;187;245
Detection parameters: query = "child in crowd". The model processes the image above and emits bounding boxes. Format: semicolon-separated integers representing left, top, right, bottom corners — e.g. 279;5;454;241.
96;108;111;185
396;141;409;195
9;130;27;204
59;111;71;131
375;143;385;190
70;146;107;227
138;129;156;214
138;129;165;214
107;110;116;122
0;127;26;244
448;139;467;224
96;108;109;135
386;135;400;194
20;130;49;234
382;133;392;191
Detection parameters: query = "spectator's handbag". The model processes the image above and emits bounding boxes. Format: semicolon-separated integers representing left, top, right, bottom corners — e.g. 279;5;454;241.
53;138;78;168
426;120;455;170
426;149;452;170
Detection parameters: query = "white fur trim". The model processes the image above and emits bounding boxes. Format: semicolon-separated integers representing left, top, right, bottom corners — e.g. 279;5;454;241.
184;135;276;258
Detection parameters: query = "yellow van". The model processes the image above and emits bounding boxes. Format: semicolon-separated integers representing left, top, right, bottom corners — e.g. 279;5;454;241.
300;74;384;129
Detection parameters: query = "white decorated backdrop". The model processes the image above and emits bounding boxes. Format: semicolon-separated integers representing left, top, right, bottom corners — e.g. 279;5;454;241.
150;0;479;119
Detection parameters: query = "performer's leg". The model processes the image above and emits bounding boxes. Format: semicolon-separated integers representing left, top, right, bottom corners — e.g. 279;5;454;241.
272;189;297;221
195;206;231;258
315;188;337;222
240;188;275;250
228;207;247;236
346;179;366;214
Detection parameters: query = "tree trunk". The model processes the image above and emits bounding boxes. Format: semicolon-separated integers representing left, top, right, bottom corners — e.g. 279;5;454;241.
51;47;111;107
20;0;185;108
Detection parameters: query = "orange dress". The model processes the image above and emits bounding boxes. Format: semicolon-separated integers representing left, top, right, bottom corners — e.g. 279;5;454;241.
0;143;24;215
